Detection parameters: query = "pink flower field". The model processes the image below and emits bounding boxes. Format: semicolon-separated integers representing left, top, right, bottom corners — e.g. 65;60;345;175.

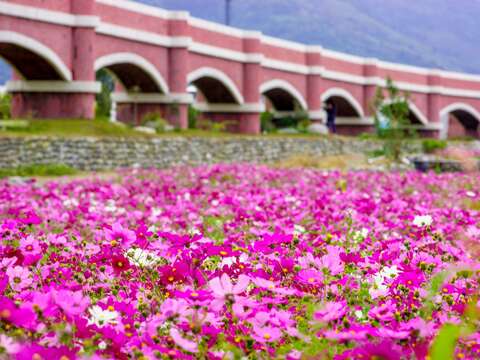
0;165;479;359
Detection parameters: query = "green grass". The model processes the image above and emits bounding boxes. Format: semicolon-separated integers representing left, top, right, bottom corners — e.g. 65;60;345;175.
0;118;154;138
0;163;77;178
0;118;333;139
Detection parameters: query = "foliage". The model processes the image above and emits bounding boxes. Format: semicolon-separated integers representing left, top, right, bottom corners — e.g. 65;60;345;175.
297;118;311;133
95;69;115;118
141;112;169;133
371;77;414;160
0;163;77;178
273;109;310;129
196;118;235;133
260;111;275;133
422;139;448;154
188;105;199;129
0;92;11;120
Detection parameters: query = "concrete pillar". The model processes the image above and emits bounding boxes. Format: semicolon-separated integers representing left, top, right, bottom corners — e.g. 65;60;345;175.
363;59;379;117
167;18;191;129
306;48;323;122
238;34;262;134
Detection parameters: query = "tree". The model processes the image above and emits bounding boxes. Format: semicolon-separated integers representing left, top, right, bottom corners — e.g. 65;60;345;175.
371;77;413;160
95;69;115;118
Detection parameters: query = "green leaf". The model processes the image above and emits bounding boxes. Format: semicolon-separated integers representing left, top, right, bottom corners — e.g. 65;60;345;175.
429;323;461;360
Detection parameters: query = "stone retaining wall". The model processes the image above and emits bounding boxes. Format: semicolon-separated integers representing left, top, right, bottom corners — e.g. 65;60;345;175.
0;136;429;171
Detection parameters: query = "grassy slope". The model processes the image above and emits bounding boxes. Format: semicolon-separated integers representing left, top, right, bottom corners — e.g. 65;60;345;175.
0;119;332;139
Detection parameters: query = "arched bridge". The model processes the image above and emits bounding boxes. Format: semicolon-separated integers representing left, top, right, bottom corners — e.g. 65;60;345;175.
1;0;480;138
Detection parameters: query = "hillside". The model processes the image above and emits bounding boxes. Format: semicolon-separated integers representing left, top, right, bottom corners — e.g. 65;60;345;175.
1;0;479;83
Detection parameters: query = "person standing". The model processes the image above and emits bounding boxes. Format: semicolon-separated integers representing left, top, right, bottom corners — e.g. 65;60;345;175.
324;100;337;134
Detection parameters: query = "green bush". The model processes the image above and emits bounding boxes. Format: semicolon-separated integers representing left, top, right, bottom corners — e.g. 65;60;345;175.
0;93;11;120
141;112;169;133
422;139;447;154
297;118;311;133
260;111;275;133
273;110;310;130
0;163;77;178
95;69;114;118
188;106;199;129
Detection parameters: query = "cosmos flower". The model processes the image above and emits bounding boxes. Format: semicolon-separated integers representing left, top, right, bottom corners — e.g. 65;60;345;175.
6;266;32;291
413;215;433;227
87;305;119;328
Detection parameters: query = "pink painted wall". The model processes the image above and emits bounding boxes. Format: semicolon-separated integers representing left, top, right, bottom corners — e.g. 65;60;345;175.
95;3;170;35
11;0;71;12
0;15;72;72
190;26;244;52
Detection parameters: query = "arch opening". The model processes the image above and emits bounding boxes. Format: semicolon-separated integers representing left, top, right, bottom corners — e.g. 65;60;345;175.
187;68;243;105
441;104;480;139
321;88;364;120
0;31;71;81
94;53;168;94
325;96;361;117
260;80;307;112
262;88;302;111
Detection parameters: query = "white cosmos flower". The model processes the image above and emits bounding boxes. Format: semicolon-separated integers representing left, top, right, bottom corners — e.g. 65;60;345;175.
354;310;364;320
125;248;161;268
466;191;476;198
413;215;433;227
293;224;306;236
370;265;401;299
353;228;369;242
88;305;119;327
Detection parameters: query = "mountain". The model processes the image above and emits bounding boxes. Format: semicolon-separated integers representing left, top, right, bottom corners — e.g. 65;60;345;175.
1;0;479;84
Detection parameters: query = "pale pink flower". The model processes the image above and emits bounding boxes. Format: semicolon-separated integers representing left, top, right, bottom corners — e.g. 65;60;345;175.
19;235;41;255
0;334;20;354
314;301;347;323
54;290;90;317
170;327;198;353
209;274;250;298
6;266;32;291
252;325;282;343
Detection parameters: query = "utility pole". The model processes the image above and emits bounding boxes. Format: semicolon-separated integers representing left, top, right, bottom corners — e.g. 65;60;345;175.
225;0;232;25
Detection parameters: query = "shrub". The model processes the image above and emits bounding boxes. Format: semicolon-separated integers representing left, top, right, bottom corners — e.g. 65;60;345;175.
422;139;447;154
273;109;310;130
95;69;114;118
0;93;11;119
260;111;275;133
297;118;311;133
141;112;169;133
188;105;199;129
